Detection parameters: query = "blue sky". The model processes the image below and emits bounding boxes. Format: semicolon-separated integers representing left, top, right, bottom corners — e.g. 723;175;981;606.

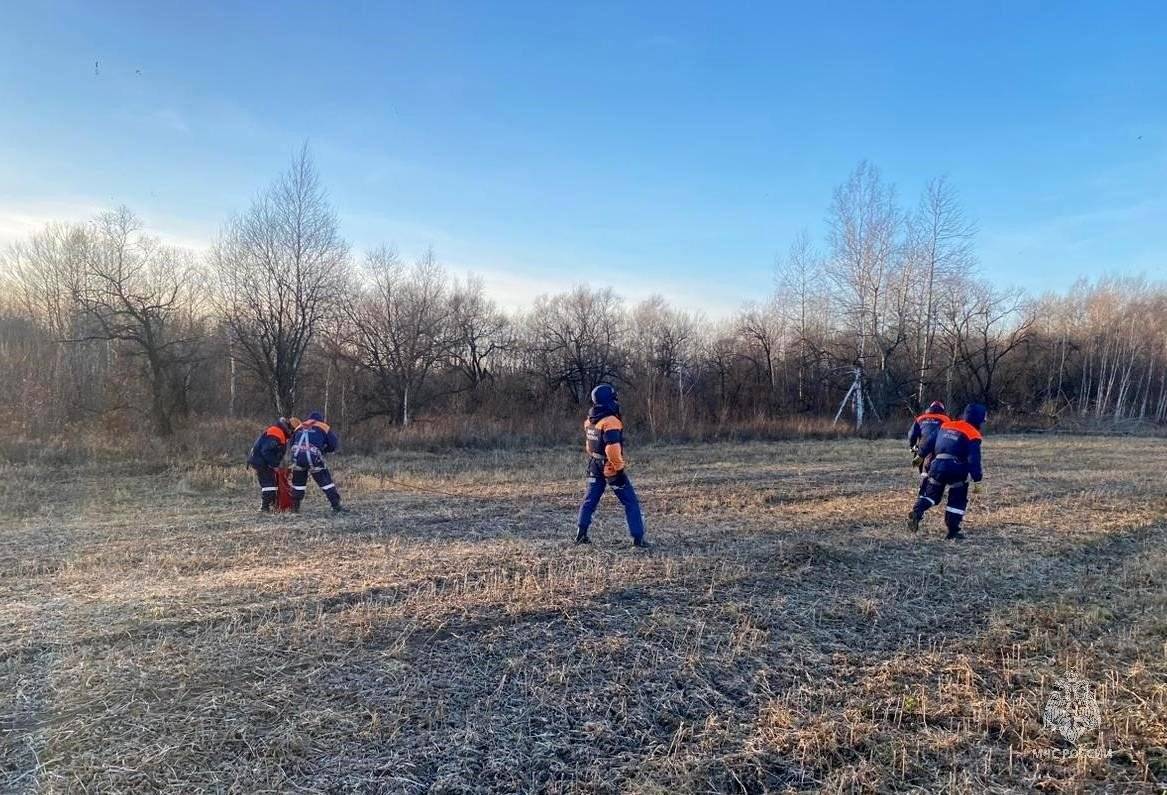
1;1;1164;313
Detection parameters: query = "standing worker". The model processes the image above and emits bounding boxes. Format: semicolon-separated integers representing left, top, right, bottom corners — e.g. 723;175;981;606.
247;417;297;512
576;384;649;548
908;400;951;494
907;403;987;540
290;411;349;514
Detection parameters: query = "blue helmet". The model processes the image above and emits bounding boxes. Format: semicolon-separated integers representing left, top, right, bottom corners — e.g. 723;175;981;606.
963;403;988;428
590;384;617;406
308;411;324;422
927;400;946;414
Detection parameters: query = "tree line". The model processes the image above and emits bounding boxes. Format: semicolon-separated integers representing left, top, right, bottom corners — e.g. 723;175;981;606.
2;148;1165;442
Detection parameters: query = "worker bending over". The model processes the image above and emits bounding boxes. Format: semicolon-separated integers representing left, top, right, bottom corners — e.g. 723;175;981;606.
908;400;951;494
290;411;349;514
247;417;297;512
907;403;987;541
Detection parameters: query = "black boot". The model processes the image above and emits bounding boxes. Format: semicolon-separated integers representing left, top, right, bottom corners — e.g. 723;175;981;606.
331;503;350;515
945;517;965;540
632;537;651;549
906;510;920;533
575;527;591;544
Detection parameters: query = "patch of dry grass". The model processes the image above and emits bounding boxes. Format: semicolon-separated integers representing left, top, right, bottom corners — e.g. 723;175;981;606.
1;437;1165;792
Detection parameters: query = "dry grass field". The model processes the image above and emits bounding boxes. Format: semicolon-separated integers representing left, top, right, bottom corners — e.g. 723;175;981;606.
1;436;1166;793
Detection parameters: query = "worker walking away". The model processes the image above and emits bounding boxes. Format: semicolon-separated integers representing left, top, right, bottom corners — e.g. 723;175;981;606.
576;384;649;548
290;411;349;514
247;417;297;512
908;400;951;494
907;403;987;540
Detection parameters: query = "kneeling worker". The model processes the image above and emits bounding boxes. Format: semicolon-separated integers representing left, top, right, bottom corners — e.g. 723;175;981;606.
576;384;649;548
290;411;349;514
907;403;987;540
248;417;297;512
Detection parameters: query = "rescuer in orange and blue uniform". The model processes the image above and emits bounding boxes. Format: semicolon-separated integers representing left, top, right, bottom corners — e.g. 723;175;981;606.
907;403;987;540
247;417;296;512
290;411;349;514
576;384;648;547
908;400;951;494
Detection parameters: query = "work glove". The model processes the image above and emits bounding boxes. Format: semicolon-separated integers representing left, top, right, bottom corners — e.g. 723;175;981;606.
912;455;924;469
606;471;631;488
972;482;982;495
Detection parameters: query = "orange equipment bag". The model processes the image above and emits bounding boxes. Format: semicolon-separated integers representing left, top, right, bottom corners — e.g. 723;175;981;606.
275;467;295;512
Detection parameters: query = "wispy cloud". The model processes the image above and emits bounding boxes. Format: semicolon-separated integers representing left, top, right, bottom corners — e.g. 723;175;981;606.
0;200;104;248
0;199;213;252
442;256;742;318
979;139;1167;281
984;197;1166;255
979;193;1167;292
153;108;190;134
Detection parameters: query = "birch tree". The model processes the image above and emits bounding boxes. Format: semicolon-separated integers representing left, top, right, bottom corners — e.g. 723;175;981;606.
907;177;976;406
825;161;899;422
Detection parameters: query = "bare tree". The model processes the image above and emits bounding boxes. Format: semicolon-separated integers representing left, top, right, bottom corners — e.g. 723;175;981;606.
630;296;697;436
825;161;900;422
214;145;349;416
528;286;627;403
941;279;1034;409
6;159;1167;439
907;177;976;406
71;208;204;436
6;223;88;339
448;276;511;404
736;300;786;412
775;230;828;408
338;246;456;424
4;223;105;419
700;323;746;427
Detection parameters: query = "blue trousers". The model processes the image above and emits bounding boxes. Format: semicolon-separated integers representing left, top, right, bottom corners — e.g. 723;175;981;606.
578;470;644;540
253;464;278;510
291;450;341;508
912;460;970;532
